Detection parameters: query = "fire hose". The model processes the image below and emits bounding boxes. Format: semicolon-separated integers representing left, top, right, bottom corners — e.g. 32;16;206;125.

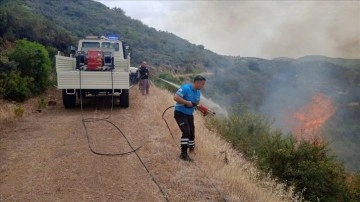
161;105;228;202
161;104;215;144
78;69;169;201
77;70;223;201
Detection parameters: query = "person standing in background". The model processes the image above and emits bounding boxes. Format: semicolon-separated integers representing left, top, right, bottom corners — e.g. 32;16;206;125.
129;67;138;85
139;61;150;95
138;66;142;90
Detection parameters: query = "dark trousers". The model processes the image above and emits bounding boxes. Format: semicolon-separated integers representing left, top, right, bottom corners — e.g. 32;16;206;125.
174;111;195;154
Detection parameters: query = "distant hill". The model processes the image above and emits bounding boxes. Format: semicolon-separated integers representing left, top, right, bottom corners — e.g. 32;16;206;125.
0;0;225;72
1;0;359;171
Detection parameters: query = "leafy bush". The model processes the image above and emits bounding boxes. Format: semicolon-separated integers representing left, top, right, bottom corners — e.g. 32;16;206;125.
0;39;51;101
151;76;178;93
13;104;25;118
158;72;181;84
348;172;360;201
4;71;32;101
258;137;349;201
209;111;356;201
178;76;185;82
0;55;19;98
9;39;51;94
37;96;47;109
151;73;183;93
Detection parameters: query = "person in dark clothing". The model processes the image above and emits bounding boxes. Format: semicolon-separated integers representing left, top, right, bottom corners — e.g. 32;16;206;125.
139;61;150;95
173;76;206;161
129;67;138;85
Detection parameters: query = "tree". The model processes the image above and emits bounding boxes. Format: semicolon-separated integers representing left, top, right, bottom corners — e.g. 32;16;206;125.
112;7;125;15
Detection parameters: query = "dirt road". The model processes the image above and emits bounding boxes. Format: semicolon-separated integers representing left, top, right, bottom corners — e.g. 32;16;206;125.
0;87;224;201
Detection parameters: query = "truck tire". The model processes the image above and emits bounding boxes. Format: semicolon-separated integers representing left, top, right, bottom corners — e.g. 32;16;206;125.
119;89;129;108
62;89;76;108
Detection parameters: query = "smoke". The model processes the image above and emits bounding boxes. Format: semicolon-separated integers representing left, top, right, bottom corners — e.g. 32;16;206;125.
165;1;360;59
260;1;360;59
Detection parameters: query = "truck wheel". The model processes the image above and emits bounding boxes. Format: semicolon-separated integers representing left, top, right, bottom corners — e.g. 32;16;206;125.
62;89;76;108
119;89;129;108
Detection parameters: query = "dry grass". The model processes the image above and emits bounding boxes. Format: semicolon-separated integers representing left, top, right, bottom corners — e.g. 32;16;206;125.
1;84;300;201
0;87;60;122
154;85;300;202
0;100;17;121
195;117;301;201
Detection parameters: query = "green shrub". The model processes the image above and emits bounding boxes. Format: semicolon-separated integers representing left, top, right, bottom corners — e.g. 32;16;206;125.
178;76;185;82
0;39;52;101
151;76;178;93
8;39;51;94
210;111;352;202
13;104;25;118
348;172;360;201
0;73;7;98
260;138;349;201
158;72;181;84
37;96;47;109
4;71;32;102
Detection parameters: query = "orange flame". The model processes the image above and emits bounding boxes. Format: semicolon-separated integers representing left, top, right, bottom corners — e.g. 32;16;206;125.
292;94;335;142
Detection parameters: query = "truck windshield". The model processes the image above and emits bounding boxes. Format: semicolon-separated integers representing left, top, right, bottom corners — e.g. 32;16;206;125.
82;42;100;48
101;42;120;51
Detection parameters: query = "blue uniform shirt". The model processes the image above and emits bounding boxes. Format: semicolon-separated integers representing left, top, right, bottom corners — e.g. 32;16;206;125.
175;83;200;115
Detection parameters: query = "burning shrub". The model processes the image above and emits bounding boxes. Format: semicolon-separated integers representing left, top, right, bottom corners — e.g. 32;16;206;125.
348;172;360;202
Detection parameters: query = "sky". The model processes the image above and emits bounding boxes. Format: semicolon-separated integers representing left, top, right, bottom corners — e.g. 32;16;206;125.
97;0;360;59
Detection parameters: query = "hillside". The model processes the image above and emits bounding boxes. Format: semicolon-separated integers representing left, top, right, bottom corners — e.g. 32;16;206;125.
0;0;226;72
0;0;359;177
0;86;298;201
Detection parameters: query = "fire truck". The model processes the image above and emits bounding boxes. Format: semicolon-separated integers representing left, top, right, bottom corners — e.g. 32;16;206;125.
55;34;130;108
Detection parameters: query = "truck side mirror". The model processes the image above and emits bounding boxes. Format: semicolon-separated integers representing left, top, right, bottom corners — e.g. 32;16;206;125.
122;43;131;59
126;46;132;57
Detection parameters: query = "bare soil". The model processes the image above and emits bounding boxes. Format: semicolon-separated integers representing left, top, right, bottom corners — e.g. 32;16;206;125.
0;87;225;201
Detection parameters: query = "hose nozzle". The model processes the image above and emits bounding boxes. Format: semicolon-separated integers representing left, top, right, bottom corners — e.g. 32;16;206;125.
197;104;216;116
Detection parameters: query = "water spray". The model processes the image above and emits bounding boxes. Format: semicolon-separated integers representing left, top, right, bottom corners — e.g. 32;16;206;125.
196;104;216;116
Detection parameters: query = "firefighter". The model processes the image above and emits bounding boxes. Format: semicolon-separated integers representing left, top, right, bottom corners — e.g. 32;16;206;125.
173;76;206;161
139;61;150;95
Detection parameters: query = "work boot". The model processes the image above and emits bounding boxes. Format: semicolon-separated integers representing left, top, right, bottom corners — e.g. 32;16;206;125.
180;153;193;162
